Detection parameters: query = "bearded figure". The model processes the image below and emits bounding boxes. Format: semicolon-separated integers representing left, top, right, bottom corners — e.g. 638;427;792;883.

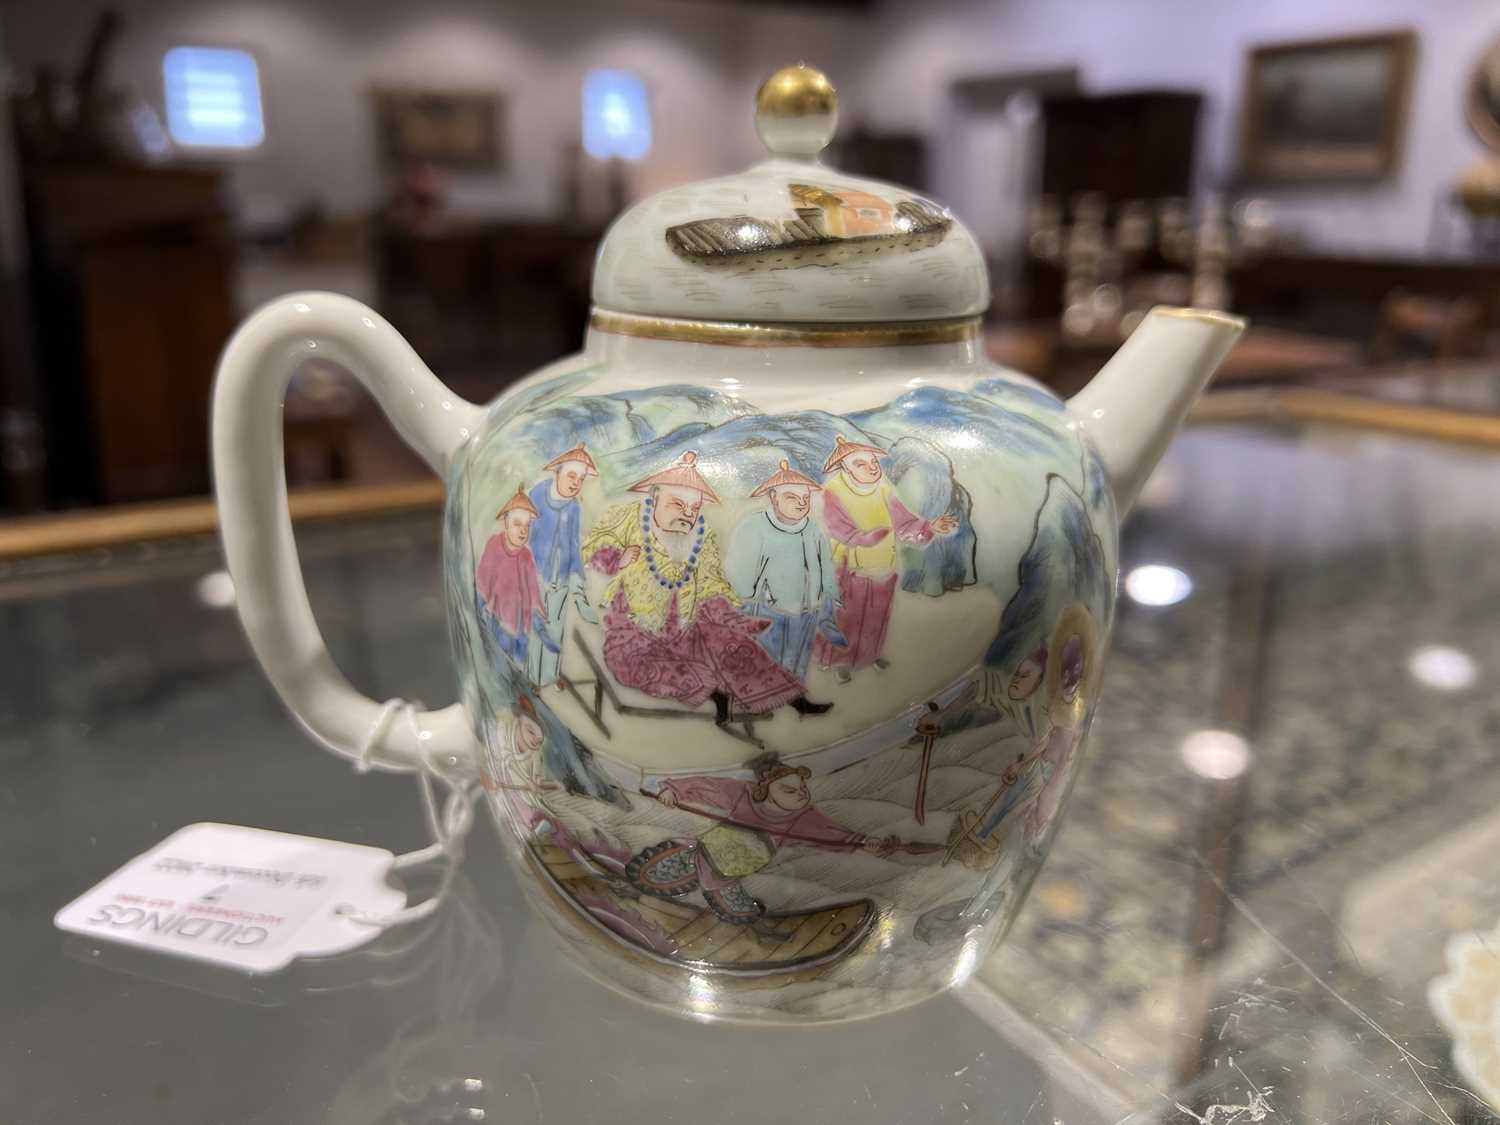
581;451;832;724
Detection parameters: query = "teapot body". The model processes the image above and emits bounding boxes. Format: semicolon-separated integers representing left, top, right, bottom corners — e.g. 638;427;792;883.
210;64;1239;1025
444;319;1118;1022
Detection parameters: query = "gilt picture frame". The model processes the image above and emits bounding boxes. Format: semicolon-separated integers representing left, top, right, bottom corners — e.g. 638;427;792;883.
1239;30;1415;182
369;86;503;170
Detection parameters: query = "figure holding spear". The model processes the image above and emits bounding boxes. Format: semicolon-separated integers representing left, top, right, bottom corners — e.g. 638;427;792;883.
626;755;907;938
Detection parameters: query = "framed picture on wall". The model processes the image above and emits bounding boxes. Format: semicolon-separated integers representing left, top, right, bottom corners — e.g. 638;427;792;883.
370;87;503;171
1239;30;1415;182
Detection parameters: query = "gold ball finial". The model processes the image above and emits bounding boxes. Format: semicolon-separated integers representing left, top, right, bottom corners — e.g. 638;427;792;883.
755;63;838;160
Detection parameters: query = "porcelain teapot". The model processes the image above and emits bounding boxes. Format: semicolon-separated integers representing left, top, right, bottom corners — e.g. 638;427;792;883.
213;65;1243;1023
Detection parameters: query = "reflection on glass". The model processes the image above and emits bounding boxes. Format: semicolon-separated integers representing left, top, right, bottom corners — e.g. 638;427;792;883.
195;570;237;609
1406;644;1479;692
685;970;720;1020
948;933;982;989
1179;729;1251;780
1124;563;1193;607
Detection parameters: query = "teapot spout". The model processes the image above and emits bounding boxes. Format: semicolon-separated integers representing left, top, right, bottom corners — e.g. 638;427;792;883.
1067;306;1245;515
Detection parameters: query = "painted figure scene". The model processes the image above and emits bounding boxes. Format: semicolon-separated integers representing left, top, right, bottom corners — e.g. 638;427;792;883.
445;371;1117;1000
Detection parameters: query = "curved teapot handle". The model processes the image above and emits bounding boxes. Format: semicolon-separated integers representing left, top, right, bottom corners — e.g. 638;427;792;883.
212;292;485;776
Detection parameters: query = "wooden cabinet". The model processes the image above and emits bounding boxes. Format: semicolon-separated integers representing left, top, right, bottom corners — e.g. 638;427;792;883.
1039;91;1202;203
26;168;235;505
375;220;598;379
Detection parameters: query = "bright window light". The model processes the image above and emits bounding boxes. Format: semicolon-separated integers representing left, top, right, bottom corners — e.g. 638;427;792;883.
583;68;651;161
163;46;265;149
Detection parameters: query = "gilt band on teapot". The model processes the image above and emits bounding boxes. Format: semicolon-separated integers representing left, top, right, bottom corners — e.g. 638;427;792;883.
589;310;983;349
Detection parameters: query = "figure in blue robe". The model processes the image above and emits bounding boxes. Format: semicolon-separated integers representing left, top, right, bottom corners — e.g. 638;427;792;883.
726;460;845;684
525;446;599;687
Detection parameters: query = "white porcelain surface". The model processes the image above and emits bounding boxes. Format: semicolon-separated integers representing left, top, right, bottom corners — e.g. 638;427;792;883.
212;292;485;777
591;157;990;323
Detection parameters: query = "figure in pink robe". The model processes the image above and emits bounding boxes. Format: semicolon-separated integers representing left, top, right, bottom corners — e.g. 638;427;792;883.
814;435;958;679
625;760;896;933
477;485;545;668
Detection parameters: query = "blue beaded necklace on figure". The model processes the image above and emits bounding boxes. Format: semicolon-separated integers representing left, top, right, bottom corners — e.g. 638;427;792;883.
640;495;705;590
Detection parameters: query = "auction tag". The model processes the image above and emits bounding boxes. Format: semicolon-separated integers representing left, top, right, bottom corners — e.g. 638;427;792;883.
54;822;407;973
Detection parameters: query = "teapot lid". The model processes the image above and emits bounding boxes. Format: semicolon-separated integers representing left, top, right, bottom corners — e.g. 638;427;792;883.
592;64;989;325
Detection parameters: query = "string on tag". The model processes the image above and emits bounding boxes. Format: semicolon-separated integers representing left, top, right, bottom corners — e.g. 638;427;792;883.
337;698;477;929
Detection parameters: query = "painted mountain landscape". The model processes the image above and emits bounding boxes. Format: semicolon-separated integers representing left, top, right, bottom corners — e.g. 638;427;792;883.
449;370;1116;768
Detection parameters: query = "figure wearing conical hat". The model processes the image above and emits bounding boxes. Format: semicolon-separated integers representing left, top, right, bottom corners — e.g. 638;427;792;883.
526;443;600;690
726;458;844;685
815;435;959;681
624;448;723;503
581;451;833;723
477;484;545;669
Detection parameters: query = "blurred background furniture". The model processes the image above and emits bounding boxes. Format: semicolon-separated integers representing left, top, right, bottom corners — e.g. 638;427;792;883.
5;10;236;507
1230;252;1500;341
2;0;1500;519
826;122;930;191
21;166;235;505
1022;93;1207;324
1039;91;1202;202
374;217;599;380
1372;290;1489;361
986;320;1361;397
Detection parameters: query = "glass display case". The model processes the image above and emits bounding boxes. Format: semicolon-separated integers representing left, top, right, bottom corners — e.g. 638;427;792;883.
3;396;1499;1123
